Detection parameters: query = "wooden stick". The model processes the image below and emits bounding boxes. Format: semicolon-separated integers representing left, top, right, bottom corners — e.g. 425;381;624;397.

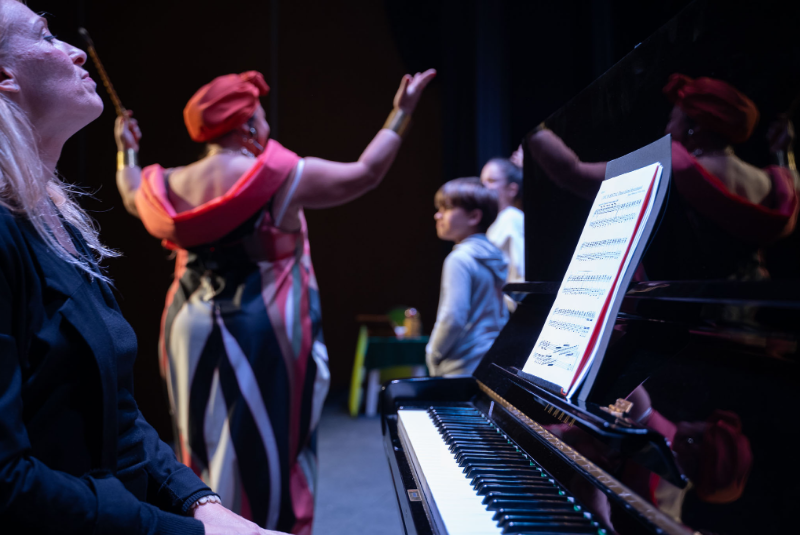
78;27;126;117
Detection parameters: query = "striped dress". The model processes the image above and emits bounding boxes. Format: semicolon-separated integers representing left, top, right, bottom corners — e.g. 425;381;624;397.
135;140;329;534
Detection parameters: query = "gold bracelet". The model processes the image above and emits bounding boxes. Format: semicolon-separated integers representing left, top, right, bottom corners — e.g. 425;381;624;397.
116;148;139;171
383;108;411;137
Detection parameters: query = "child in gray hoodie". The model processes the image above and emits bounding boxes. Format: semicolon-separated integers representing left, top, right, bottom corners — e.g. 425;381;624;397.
427;177;510;376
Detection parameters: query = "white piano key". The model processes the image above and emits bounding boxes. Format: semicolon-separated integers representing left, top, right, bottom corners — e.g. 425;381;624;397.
398;409;502;535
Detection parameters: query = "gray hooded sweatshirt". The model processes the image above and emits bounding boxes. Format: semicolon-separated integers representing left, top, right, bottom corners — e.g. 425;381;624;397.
426;234;509;376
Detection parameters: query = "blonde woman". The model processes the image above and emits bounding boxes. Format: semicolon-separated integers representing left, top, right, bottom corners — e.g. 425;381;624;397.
0;2;282;533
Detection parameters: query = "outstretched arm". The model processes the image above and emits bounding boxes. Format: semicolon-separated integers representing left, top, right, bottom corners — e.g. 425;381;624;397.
275;70;436;212
114;111;142;218
526;127;607;200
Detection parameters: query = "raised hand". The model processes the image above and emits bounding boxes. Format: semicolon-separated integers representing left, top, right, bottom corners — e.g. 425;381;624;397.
393;69;437;114
114;110;142;152
766;114;795;156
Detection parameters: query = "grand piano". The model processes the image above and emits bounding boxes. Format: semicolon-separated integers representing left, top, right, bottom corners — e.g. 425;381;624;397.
381;1;800;534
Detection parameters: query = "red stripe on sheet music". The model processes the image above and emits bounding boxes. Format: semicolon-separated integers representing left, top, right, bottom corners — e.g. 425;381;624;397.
564;166;659;396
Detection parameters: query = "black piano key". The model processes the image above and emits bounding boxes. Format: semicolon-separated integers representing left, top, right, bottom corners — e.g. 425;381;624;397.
450;444;514;452
480;489;564;502
455;450;526;460
457;455;529;466
428;409;481;417
443;430;507;437
433;415;490;422
450;443;517;454
453;450;520;464
438;422;494;429
445;435;511;445
458;457;532;468
466;466;546;478
462;460;535;473
492;504;584;521
472;475;555;489
476;483;560;495
441;431;505;440
501;523;599;535
485;497;574;511
496;513;592;527
449;439;516;450
439;429;509;443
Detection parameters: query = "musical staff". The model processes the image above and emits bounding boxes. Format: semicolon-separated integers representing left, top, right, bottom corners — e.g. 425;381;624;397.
547;320;591;336
580;238;626;249
576;250;622;262
593;199;642;216
588;212;636;228
553;308;596;320
561;287;605;297
566;274;613;283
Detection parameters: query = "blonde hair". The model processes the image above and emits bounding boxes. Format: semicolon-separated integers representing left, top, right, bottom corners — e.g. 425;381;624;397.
0;1;116;278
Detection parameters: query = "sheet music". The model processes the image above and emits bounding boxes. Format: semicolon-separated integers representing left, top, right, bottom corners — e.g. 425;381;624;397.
522;163;662;396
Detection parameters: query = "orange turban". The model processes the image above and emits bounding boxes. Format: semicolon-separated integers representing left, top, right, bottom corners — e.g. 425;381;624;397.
663;74;759;144
183;71;269;143
695;410;753;503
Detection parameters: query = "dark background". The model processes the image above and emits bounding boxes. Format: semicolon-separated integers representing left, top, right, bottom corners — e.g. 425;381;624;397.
33;0;693;441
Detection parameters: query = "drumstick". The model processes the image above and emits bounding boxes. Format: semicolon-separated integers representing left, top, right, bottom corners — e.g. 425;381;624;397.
78;27;127;117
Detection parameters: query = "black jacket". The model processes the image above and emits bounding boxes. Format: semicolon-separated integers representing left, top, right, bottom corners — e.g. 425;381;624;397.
0;206;211;534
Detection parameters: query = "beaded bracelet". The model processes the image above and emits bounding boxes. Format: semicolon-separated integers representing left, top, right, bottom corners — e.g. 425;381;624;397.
190;494;222;509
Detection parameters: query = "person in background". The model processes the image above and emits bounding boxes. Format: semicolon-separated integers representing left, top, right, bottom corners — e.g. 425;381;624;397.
480;157;524;309
0;1;279;533
526;73;798;280
114;68;435;533
427;178;509;376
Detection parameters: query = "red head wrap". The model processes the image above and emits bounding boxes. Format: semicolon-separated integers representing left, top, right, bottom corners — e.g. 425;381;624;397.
663;74;759;144
183;71;269;143
695;410;753;503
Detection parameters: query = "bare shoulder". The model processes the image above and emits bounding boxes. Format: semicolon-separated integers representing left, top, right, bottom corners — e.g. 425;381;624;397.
699;154;771;204
167;154;257;211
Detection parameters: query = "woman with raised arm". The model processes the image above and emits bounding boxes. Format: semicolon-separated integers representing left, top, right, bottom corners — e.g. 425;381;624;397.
0;2;284;534
526;74;798;280
114;68;435;533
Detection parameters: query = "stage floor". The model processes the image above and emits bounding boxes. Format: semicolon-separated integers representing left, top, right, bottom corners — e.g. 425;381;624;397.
313;399;403;535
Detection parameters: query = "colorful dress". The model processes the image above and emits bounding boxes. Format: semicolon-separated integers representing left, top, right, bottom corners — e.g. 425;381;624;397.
643;142;798;281
135;140;329;535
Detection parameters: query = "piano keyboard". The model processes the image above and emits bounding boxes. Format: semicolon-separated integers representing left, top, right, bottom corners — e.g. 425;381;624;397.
398;407;606;535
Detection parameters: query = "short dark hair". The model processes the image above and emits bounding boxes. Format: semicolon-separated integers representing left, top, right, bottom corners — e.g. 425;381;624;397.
486;158;523;200
435;177;499;233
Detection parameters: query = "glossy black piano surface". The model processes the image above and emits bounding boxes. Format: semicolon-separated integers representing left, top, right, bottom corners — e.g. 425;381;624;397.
382;280;800;535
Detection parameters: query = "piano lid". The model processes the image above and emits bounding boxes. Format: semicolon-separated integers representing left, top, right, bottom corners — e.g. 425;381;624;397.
472;0;800;533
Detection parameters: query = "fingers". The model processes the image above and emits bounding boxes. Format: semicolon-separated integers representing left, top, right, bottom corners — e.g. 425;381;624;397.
408;69;437;93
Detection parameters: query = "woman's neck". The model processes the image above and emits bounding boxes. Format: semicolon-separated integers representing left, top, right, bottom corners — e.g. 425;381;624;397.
206;141;256;158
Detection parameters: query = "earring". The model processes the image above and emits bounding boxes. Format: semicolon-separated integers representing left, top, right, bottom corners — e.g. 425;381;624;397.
687;128;694;136
245;130;264;154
